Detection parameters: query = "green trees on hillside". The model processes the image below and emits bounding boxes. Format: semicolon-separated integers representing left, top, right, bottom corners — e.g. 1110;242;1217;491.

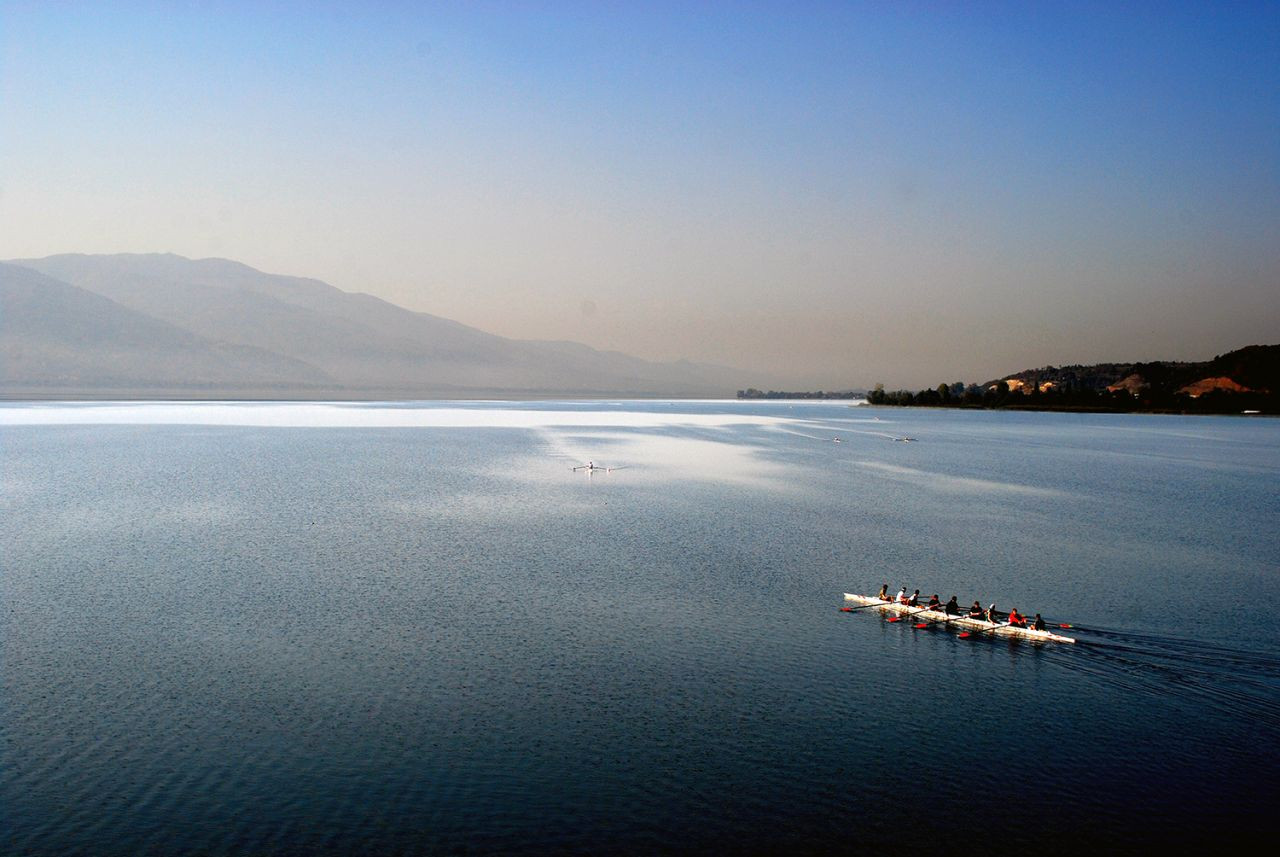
742;346;1278;413
864;380;1274;413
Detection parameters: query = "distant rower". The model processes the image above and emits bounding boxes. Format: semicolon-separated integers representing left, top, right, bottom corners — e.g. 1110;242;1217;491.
926;594;941;611
876;584;889;601
1008;608;1027;628
906;589;921;607
1032;613;1046;631
944;596;960;615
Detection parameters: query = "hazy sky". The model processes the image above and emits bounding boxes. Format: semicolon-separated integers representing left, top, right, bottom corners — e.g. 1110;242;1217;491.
2;2;1277;388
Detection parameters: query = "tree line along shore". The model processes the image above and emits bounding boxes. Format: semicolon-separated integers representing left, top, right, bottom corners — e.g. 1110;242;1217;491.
739;345;1280;414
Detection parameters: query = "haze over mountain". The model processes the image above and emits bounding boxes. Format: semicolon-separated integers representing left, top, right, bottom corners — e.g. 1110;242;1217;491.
1;254;760;398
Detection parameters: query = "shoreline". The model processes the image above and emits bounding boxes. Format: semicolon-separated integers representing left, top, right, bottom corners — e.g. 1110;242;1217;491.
0;388;741;403
856;402;1277;416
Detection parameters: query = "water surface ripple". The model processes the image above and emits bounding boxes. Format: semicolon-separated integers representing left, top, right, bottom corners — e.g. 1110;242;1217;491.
2;402;1277;853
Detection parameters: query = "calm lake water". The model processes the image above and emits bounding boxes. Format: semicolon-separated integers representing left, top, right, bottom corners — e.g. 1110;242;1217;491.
2;401;1277;853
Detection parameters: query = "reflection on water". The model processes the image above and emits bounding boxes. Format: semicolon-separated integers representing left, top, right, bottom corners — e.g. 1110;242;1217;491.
538;428;796;488
1;401;814;488
0;400;803;428
850;459;1072;497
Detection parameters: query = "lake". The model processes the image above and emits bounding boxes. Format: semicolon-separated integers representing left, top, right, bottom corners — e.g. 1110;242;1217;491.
2;400;1276;853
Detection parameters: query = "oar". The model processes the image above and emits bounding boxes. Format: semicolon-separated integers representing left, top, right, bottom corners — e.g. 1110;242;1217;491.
886;604;932;623
1019;617;1073;630
913;610;964;629
1014;612;1074;629
958;620;1010;640
1007;612;1074;630
839;600;893;613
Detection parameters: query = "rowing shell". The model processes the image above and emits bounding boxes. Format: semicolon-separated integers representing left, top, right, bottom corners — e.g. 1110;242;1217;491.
843;594;1076;643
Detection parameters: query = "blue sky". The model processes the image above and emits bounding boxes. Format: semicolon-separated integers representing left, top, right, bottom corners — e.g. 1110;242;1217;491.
2;1;1277;386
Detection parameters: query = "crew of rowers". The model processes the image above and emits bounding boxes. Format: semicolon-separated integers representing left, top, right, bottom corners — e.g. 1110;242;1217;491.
874;583;1046;631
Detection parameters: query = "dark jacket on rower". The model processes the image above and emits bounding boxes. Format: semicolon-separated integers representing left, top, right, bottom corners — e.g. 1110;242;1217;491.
1032;614;1046;631
945;596;960;615
967;601;984;618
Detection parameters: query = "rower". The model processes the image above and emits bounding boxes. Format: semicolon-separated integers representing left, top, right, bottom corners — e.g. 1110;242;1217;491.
1008;607;1027;628
1031;613;1046;631
967;601;984;619
926;594;941;611
896;587;908;603
906;589;921;607
985;603;1000;624
876;583;889;601
944;596;960;615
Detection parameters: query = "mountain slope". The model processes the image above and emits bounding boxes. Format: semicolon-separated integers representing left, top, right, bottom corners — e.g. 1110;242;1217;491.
0;262;335;393
988;345;1280;396
4;254;749;396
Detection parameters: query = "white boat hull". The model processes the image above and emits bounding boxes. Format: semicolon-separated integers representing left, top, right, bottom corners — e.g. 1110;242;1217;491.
843;594;1076;643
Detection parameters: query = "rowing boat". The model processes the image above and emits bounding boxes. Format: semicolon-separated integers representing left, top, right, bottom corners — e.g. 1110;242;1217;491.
843;593;1076;643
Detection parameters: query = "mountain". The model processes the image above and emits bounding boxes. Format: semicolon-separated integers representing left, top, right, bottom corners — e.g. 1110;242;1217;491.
0;262;335;395
2;254;752;398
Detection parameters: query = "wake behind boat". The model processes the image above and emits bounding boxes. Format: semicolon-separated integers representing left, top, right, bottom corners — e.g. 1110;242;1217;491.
842;593;1076;643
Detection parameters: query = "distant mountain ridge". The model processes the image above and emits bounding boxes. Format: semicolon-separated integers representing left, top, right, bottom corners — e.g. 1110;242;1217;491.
0;262;333;393
1;253;755;398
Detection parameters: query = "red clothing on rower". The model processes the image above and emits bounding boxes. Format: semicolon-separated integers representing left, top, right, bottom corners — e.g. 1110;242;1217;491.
1008;609;1026;627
